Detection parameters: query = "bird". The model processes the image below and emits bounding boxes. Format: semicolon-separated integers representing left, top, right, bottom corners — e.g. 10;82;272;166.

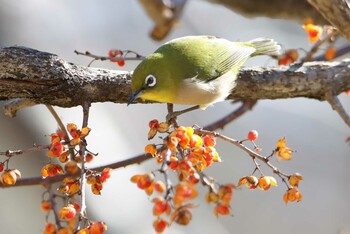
128;35;280;119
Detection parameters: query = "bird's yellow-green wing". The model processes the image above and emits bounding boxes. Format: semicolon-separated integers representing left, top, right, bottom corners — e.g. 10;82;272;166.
156;36;256;82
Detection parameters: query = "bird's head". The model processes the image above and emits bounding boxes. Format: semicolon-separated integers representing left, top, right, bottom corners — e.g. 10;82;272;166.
128;53;178;105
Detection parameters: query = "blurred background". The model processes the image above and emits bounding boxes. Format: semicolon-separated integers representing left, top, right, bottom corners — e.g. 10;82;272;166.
0;1;349;233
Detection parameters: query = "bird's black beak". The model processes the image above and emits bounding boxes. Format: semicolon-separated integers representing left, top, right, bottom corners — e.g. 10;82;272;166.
127;89;144;106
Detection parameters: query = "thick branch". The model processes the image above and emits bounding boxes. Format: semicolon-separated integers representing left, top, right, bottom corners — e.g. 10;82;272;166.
0;46;349;109
307;0;350;41
209;0;328;24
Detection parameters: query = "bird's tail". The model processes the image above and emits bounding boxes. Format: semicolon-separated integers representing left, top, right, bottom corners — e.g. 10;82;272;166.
247;38;281;57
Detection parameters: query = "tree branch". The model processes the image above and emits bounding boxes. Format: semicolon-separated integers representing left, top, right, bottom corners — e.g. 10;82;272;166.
209;0;328;24
307;0;350;41
0;153;152;188
0;46;349;113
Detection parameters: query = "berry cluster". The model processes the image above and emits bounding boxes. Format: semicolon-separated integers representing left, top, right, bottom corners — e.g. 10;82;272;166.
41;123;110;233
132;120;303;233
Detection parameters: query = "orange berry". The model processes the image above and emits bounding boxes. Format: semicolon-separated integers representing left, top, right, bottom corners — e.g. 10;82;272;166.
65;161;80;175
88;221;107;234
289;173;303;187
238;175;258;189
218;183;235;203
176;130;190;149
73;202;81;213
283;188;302;204
59;204;76;220
325;46;336;61
247;130;258;141
153;219;168;233
44;222;57;234
177;160;192;173
174;183;197;206
206;191;219;203
59;151;70;163
303;23;323;42
66;180;80;195
189;134;203;148
91;182;103;195
154;180;166;193
203;135;216;147
275;137;293;161
41;200;52;212
47;141;64;157
76;228;89;234
214;203;230;216
136;173;154;189
86;153;94;162
152;197;171;216
58;228;73;234
258;176;277;191
187;172;200;185
41;164;64;178
67;123;80;138
145;144;157;157
100;168;112;183
168;156;179;170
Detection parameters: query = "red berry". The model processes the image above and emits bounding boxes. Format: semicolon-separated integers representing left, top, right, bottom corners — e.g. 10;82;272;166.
0;163;4;172
149;119;159;129
203;135;216;147
247;130;258;141
117;60;125;67
108;49;122;58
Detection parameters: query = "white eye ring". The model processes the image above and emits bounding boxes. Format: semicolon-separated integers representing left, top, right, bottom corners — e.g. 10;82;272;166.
145;74;157;87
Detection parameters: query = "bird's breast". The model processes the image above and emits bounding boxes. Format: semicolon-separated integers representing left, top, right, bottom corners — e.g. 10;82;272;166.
173;71;237;107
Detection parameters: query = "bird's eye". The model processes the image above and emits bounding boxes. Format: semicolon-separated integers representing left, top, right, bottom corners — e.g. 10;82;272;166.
145;74;157;87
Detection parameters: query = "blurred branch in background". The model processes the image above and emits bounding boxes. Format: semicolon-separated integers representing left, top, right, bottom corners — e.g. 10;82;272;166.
140;0;350;42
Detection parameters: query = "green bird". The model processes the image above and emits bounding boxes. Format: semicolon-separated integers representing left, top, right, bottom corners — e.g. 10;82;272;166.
128;35;280;117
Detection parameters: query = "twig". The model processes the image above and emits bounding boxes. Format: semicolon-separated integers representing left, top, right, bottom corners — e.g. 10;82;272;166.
0;153;152;188
47;183;62;229
46;105;75;160
325;91;350;128
0;145;50;157
74;50;145;61
78;101;91;224
303;29;339;62
314;44;350;61
194;128;290;181
204;100;257;131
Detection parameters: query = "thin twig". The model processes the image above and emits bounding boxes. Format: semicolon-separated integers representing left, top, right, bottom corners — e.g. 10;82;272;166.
74;50;145;61
47;183;62;229
325;91;350;128
204;100;257;131
45;105;75;160
0;153;152;188
79;101;91;224
194;128;290;180
303;29;339;62
0;145;50;157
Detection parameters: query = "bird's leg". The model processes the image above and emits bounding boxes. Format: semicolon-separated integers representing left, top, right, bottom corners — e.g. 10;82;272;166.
166;104;200;123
